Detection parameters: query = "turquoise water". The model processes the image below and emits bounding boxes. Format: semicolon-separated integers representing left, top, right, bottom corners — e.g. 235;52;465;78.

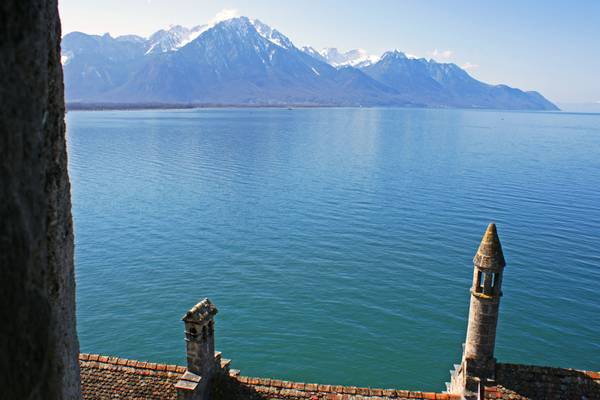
67;108;600;391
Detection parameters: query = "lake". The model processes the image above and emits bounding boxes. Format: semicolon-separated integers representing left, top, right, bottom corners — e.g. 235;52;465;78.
67;108;600;391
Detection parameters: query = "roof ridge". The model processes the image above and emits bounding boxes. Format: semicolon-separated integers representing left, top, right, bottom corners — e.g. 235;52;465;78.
79;353;186;374
497;362;600;374
235;375;461;399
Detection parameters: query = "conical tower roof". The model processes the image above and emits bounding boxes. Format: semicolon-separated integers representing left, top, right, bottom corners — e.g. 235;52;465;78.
473;223;506;270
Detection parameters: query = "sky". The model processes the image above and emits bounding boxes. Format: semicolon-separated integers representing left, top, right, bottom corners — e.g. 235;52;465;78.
58;0;600;105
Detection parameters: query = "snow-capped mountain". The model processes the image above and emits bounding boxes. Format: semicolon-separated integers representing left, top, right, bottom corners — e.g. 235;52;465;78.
63;17;396;105
145;25;208;54
251;19;294;49
142;18;290;55
316;48;380;68
61;16;558;110
359;50;557;110
300;46;328;64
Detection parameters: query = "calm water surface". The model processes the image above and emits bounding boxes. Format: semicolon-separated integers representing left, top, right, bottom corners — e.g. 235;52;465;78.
67;108;600;391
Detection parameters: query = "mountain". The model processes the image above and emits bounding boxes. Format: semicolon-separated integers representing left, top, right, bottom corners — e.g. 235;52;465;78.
62;17;558;110
300;46;329;64
64;17;403;106
106;18;401;105
145;25;208;55
360;50;558;109
313;47;379;68
61;32;148;100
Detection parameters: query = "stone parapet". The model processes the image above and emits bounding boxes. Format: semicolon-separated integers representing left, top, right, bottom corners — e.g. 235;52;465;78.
215;374;460;400
494;363;600;399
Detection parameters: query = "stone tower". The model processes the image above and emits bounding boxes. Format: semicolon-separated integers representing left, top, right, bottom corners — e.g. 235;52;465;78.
175;299;219;400
449;223;506;398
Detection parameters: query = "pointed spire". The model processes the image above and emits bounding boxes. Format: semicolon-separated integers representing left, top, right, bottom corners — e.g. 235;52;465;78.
473;223;506;269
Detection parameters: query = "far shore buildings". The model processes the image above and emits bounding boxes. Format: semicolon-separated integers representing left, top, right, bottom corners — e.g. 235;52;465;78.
79;224;600;400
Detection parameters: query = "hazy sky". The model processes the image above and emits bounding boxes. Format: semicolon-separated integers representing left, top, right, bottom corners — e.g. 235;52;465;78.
58;0;600;104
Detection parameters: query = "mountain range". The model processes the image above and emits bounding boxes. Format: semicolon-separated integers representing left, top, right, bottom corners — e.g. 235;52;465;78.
62;16;558;110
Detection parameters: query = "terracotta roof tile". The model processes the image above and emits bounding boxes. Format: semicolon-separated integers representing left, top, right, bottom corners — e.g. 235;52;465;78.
80;353;183;400
319;384;333;393
342;385;356;394
80;353;600;400
271;379;284;388
176;366;187;373
166;364;178;372
356;387;369;395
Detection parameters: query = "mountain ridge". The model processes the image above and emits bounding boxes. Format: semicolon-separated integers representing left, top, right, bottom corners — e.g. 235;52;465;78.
62;16;558;110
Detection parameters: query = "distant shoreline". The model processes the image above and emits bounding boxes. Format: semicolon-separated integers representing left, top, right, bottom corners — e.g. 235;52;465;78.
66;102;346;111
66;102;568;112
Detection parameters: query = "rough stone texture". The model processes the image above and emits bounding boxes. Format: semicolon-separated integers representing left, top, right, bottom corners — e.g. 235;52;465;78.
183;299;219;376
178;299;220;399
472;224;505;270
449;224;506;397
214;374;460;400
494;363;600;399
464;224;505;366
0;1;80;399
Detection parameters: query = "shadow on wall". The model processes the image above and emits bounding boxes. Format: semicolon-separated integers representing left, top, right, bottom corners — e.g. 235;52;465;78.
212;374;266;400
495;364;600;400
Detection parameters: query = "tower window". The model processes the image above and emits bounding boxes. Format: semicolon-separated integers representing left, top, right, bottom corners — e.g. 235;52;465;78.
476;270;484;292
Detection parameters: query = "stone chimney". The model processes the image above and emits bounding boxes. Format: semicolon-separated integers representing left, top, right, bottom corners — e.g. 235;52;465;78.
175;299;218;400
449;223;506;399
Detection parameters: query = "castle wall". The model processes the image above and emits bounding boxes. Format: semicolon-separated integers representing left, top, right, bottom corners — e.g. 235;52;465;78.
0;1;80;398
495;363;600;399
212;373;460;400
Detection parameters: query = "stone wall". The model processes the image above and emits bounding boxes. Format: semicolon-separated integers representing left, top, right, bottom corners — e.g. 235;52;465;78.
495;363;600;399
0;1;80;399
212;374;460;400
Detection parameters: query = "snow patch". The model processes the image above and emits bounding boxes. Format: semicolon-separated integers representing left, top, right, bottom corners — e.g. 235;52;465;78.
177;25;209;49
145;24;210;55
318;47;379;67
250;19;294;49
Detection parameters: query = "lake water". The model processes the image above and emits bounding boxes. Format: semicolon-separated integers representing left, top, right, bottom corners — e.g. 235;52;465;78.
67;108;600;391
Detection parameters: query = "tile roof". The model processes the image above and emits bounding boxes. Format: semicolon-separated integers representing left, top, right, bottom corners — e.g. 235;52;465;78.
80;353;456;400
80;353;184;400
79;354;600;400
